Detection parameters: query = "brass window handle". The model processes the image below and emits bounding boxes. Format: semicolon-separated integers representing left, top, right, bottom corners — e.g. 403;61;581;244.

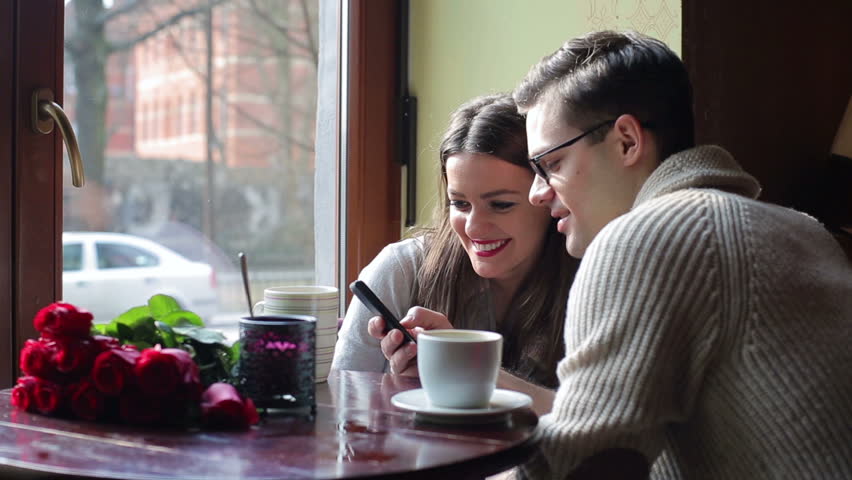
30;88;85;188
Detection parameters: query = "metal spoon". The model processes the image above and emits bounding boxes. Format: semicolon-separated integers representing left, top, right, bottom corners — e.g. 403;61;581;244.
238;252;254;318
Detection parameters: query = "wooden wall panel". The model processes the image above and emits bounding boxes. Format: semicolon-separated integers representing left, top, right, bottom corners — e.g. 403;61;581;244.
684;0;852;219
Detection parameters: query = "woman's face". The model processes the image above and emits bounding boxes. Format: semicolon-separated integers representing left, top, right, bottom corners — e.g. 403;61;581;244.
446;153;552;284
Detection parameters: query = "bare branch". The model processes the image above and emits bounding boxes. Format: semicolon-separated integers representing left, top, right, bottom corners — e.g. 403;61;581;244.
98;0;149;25
227;30;316;63
226;100;315;152
162;25;315;153
244;0;315;59
108;0;230;54
298;0;318;65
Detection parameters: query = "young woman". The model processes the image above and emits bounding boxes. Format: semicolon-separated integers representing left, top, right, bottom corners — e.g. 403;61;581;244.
331;94;577;392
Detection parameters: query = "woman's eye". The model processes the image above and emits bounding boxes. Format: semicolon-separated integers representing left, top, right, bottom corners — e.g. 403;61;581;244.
491;201;516;211
449;200;470;211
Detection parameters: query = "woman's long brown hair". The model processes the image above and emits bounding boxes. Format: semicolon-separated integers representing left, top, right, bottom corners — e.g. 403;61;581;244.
413;94;578;388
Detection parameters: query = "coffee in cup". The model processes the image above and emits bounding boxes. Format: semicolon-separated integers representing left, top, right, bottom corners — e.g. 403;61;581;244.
416;329;502;409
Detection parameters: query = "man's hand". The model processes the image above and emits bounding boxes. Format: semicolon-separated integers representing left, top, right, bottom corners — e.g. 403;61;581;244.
366;307;453;376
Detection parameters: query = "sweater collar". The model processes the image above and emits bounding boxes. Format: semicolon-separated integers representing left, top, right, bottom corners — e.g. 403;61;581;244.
634;145;762;208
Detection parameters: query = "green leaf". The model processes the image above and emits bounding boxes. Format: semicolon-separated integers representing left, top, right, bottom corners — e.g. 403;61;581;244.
104;323;119;337
181;342;197;358
115;322;134;341
171;325;227;344
131;317;158;343
155;321;178;348
91;324;109;335
128;340;153;350
159;310;204;327
112;305;152;327
148;294;183;321
229;340;241;364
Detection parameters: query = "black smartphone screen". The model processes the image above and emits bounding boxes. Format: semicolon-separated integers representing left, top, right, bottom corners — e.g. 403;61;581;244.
349;280;416;344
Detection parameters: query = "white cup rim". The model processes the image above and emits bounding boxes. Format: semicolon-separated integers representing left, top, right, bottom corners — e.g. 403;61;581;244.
418;329;502;343
264;285;338;296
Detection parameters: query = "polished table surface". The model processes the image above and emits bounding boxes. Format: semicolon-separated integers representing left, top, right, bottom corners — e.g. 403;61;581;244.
0;370;538;479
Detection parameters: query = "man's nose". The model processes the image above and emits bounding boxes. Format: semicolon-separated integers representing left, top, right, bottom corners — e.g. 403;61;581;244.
529;175;553;206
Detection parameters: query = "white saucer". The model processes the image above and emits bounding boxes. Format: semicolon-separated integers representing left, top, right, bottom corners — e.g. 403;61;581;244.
391;388;532;423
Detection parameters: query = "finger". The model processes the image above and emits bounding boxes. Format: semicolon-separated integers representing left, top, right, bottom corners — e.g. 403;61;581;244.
398;362;419;377
402;306;453;330
379;328;403;360
389;342;417;376
367;316;386;339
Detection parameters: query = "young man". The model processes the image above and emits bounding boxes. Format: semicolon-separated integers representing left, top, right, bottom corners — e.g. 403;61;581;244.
514;30;852;479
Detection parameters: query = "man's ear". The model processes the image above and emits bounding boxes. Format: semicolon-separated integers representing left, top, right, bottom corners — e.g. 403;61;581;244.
612;114;646;167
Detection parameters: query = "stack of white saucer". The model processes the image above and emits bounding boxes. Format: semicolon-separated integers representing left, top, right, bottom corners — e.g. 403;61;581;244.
255;286;339;383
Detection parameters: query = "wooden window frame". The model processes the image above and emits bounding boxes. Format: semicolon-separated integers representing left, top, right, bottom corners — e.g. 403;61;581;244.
344;0;402;295
1;0;65;387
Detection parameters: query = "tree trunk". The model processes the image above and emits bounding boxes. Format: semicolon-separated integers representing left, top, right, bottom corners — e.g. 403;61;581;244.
70;0;108;185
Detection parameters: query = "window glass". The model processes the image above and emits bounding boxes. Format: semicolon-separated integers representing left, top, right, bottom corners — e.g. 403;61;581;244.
96;243;159;269
62;0;329;336
63;243;83;272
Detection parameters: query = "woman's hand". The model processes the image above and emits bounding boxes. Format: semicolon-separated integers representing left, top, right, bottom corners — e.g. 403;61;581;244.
367;307;453;376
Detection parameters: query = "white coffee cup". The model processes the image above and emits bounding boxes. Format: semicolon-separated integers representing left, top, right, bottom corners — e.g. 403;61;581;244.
254;285;339;383
417;329;502;409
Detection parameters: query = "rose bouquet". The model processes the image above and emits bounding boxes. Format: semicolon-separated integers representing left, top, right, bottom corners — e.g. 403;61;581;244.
11;297;258;430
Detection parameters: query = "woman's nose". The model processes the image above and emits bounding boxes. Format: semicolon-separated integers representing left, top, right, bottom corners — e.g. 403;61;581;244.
528;175;553;206
465;208;490;237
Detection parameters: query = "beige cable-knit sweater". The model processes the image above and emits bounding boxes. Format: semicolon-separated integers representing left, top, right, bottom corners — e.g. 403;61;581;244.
527;146;852;479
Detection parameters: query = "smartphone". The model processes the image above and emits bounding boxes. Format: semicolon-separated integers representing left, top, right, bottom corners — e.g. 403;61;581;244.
349;280;416;344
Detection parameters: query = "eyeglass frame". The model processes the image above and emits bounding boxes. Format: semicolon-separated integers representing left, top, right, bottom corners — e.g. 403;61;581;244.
527;119;616;183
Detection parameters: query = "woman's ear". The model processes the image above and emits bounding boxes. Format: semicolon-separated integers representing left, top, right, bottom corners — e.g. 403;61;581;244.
612;114;654;168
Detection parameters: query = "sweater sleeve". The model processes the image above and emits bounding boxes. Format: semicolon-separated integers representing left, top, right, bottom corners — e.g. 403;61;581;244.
331;238;422;372
527;193;725;479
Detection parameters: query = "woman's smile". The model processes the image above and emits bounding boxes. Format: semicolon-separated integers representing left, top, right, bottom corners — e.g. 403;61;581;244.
472;238;511;257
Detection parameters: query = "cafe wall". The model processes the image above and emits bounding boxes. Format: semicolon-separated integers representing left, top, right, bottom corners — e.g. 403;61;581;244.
407;0;682;229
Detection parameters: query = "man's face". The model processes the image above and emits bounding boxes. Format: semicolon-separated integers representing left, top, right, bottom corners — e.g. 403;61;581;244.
526;102;636;258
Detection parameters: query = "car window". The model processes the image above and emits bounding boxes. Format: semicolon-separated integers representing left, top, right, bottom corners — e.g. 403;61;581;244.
96;243;160;269
63;243;83;272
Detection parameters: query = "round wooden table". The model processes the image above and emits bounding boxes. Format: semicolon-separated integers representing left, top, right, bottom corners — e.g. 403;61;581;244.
0;370;538;479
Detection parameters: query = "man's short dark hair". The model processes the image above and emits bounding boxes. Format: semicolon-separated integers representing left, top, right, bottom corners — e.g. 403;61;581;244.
514;30;695;161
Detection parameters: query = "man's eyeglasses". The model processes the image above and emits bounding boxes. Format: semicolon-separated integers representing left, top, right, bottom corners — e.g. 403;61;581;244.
528;119;615;182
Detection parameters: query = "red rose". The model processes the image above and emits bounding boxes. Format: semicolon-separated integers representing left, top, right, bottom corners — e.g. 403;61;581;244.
200;383;259;429
11;376;38;412
53;337;100;376
33;302;93;339
134;346;201;399
69;381;105;421
92;348;140;395
119;388;163;425
93;335;122;352
162;347;203;401
19;339;57;378
33;378;63;415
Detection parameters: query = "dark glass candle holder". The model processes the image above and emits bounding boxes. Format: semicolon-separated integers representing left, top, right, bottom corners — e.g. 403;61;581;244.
238;314;316;412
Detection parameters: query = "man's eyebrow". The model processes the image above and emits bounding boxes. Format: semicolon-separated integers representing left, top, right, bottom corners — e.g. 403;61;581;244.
528;142;557;159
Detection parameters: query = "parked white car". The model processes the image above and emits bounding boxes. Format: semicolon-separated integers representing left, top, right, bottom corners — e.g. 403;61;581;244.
62;232;219;323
